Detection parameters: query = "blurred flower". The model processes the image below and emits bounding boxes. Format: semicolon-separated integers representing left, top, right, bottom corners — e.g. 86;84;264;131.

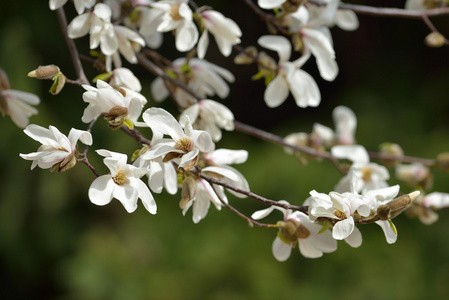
252;200;337;260
197;9;242;59
180;100;234;142
395;162;432;190
49;0;96;15
0;69;40;128
258;35;320;108
19;124;92;172
89;150;157;213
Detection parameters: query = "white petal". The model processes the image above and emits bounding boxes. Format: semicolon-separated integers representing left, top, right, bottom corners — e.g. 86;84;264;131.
205;149;248;165
257;0;285;9
331;145;369;164
272;236;292;262
344;225;362;247
258;35;291;62
133;178;157;214
423;192;449;209
335;10;359;31
298;239;323;258
175;21;198;52
264;74;289;108
89;175;114;206
143;107;185;141
375;220;397;244
67;13;91;39
150;77;169;102
49;0;68;10
197;29;209;59
112;184;138;213
332;217;354;240
289;69;321;108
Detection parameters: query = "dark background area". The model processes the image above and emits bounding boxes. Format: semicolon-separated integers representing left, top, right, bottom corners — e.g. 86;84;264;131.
1;0;449;299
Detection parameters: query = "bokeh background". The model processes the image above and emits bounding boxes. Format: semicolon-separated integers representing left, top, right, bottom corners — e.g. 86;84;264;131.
1;0;449;299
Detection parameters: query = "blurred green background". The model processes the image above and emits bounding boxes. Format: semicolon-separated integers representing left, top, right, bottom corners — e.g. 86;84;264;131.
1;0;449;299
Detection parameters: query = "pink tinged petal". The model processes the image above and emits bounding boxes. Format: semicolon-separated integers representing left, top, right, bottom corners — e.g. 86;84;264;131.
288;69;321;108
257;0;286;9
143;108;185;141
336;10;359;31
344;225;362;248
375;220;397;244
89;175;115;206
257;35;291;62
272;236;292;262
67;13;91;39
112;184;139;213
131;178;157;214
331;145;370;164
332;217;354;240
422;192;449;209
197;29;209;59
264;74;289;108
298;239;323;258
176;21;199;52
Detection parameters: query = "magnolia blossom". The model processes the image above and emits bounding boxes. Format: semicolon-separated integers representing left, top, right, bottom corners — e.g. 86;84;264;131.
49;0;96;14
140;0;198;52
258;35;320;108
89;150;157;214
408;192;449;225
0;69;40;128
151;58;235;107
307;0;359;31
181;149;249;223
252;201;337;260
288;1;339;81
19;124;92;172
142;107;214;170
109;68;142;92
395;162;431;189
257;0;286;9
332;145;389;194
198;10;242;59
67;3;145;71
180;100;234;142
307;189;369;244
82;80;146;128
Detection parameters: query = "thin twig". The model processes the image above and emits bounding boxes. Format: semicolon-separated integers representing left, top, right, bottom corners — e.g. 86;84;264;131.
55;7;89;85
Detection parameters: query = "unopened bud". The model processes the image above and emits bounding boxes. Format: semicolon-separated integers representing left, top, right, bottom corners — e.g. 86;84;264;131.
379;142;403;167
278;219;310;244
49;73;67;95
437;152;449;172
103;106;129;130
0;69;10;90
28;65;60;79
377;191;420;220
234;46;258;64
50;150;77;173
425;32;445;48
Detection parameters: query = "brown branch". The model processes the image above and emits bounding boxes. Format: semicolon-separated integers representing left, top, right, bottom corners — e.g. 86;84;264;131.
209;183;279;228
55;7;89;85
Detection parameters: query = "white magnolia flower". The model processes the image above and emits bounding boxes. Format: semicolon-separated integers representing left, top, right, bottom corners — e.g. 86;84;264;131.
49;0;96;15
109;68;142;92
422;192;449;209
332;145;389;194
179;149;249;223
258;35;320;108
197;10;242;59
140;0;198;52
142;107;214;170
151;58;235;107
395;162;431;188
67;3;145;71
180;100;234;142
308;188;369;244
89;150;157;213
409;192;449;225
82;80;146;127
289;1;339;81
0;69;39;128
332;105;357;145
252;200;337;260
19;124;92;172
307;0;359;31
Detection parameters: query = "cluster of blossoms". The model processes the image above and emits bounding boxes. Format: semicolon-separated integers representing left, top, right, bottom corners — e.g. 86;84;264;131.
1;0;448;263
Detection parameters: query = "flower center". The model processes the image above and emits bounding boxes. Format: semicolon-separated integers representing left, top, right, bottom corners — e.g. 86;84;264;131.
175;137;194;153
170;4;183;21
113;169;128;186
334;209;347;220
360;167;372;182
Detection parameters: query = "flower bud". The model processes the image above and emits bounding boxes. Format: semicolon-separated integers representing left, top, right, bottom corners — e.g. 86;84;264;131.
0;68;11;91
103;106;129;130
379;142;404;167
278;219;310;245
377;191;420;220
234;46;258;64
436;152;449;172
28;65;60;79
425;32;446;48
180;175;197;209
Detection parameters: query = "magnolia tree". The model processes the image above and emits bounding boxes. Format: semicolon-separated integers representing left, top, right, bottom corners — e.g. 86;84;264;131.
3;0;449;262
